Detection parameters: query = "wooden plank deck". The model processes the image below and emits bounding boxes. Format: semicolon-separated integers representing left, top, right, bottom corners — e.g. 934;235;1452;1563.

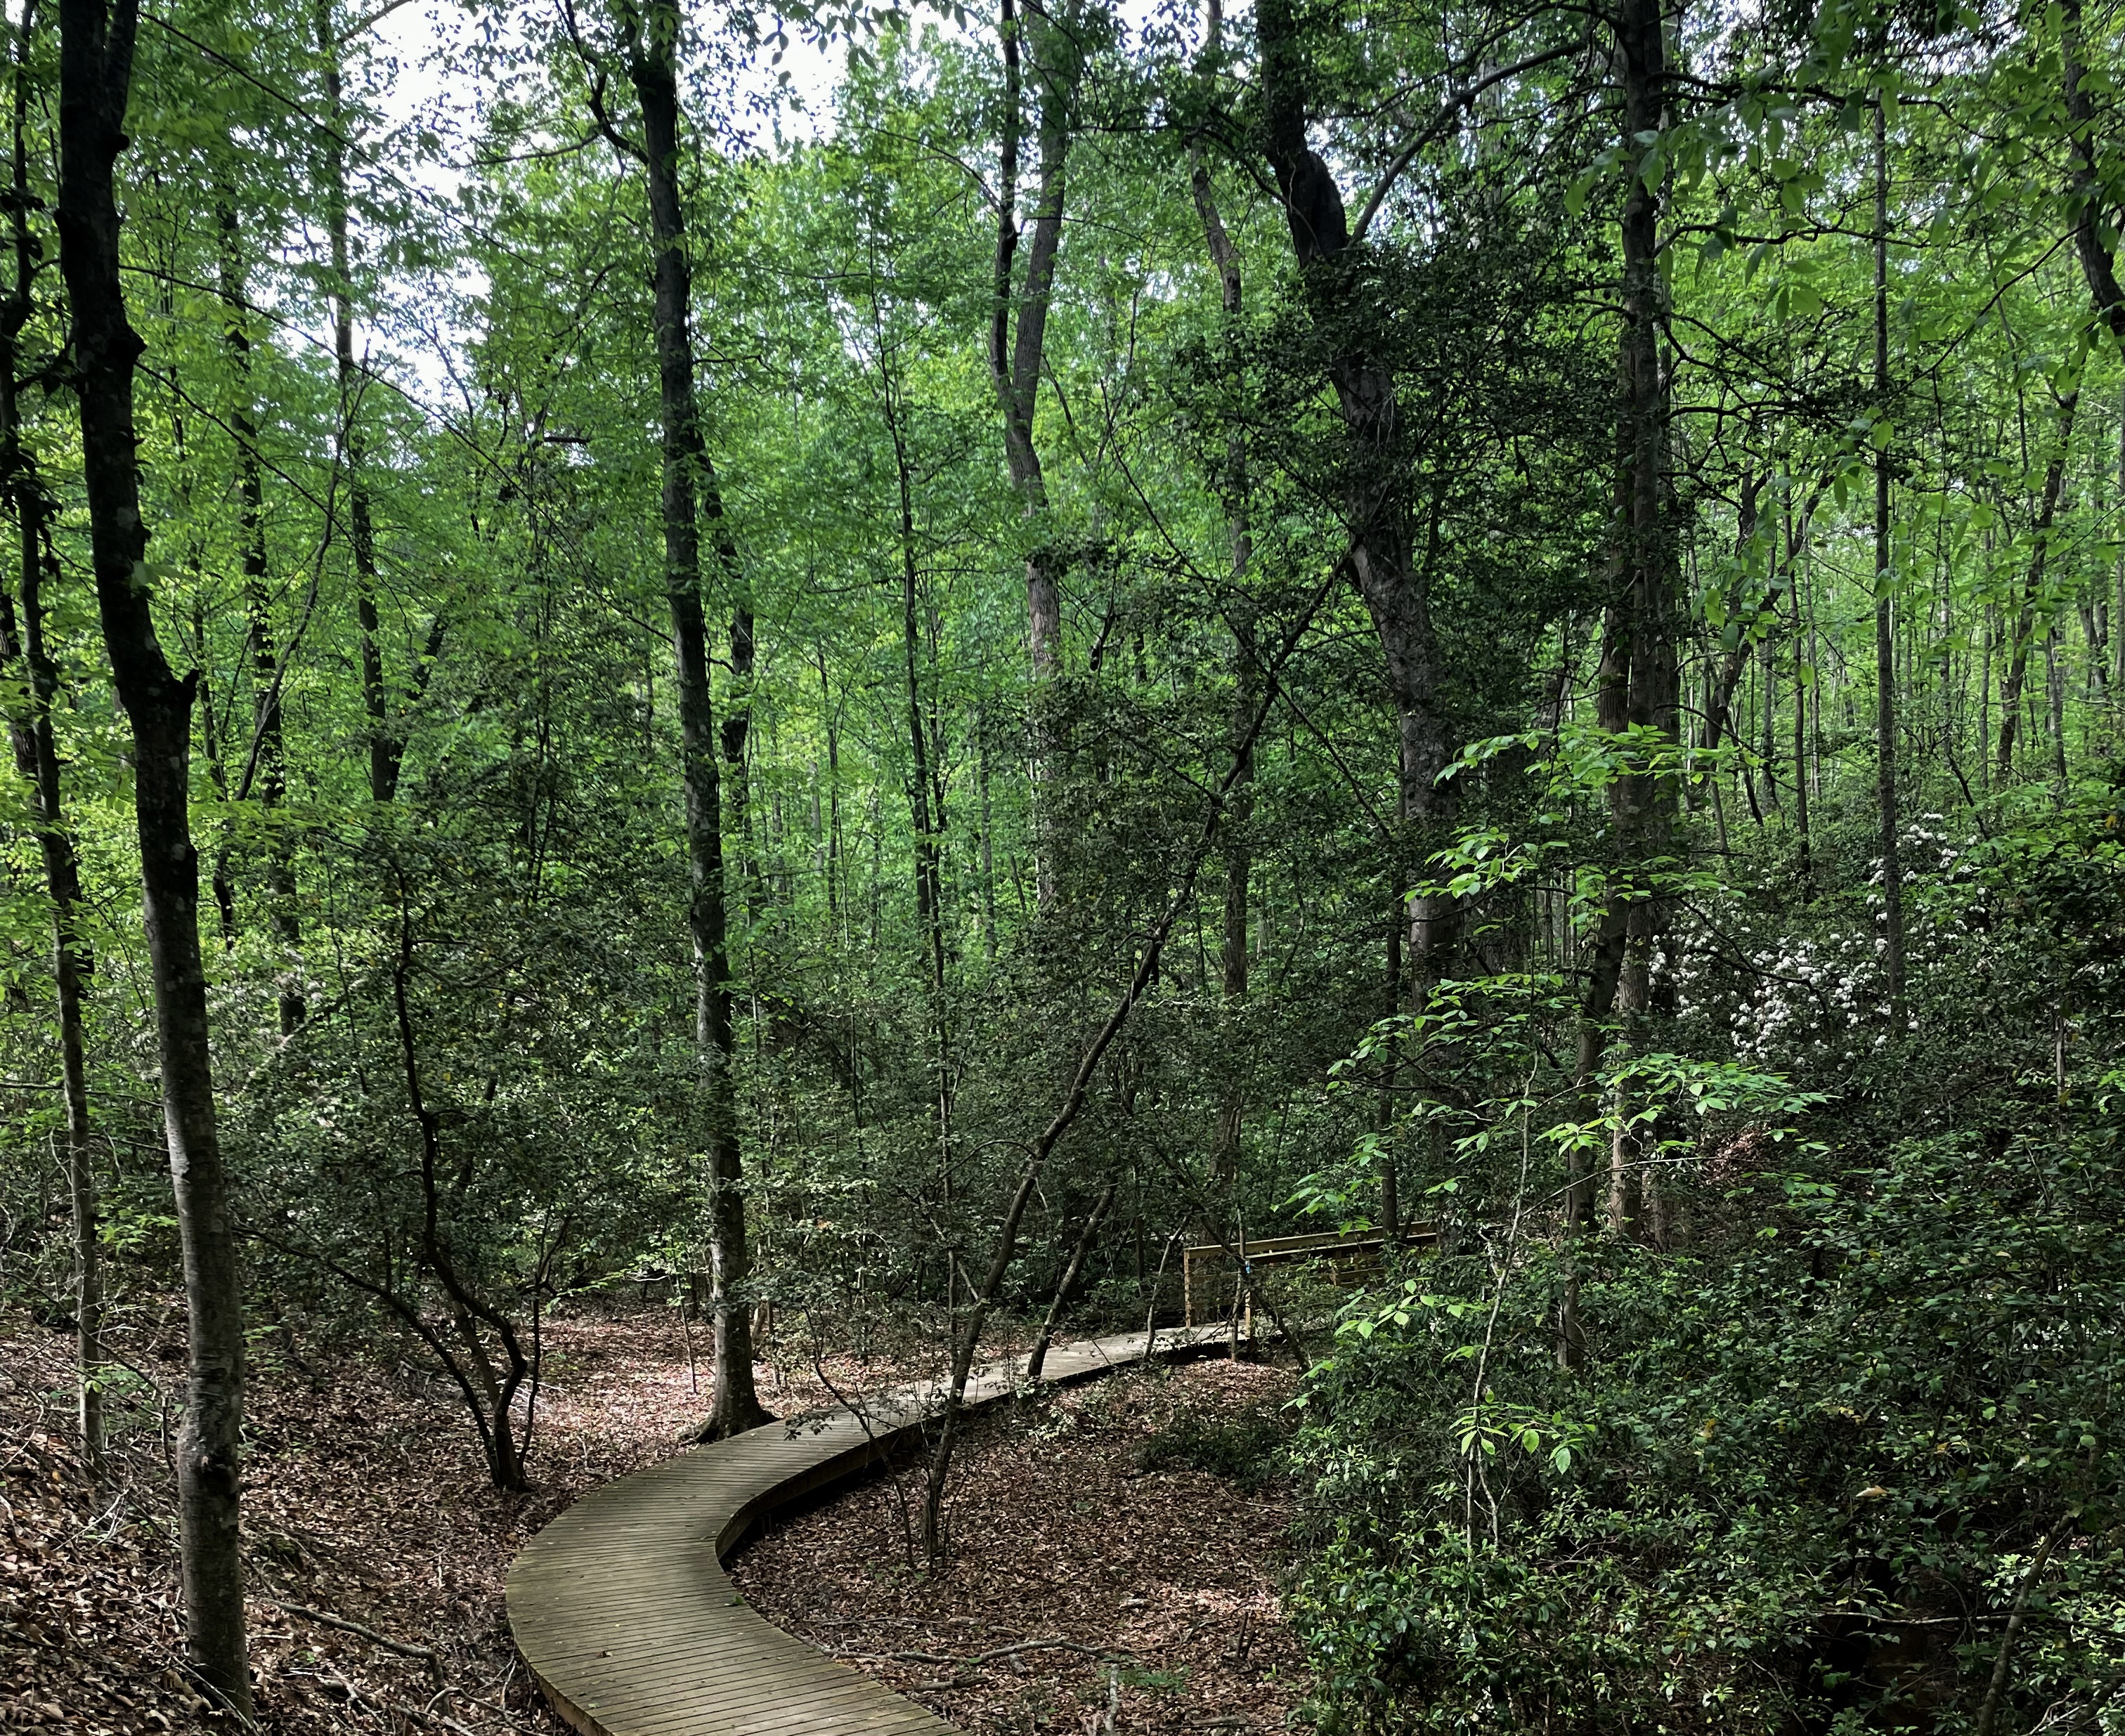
507;1326;1227;1736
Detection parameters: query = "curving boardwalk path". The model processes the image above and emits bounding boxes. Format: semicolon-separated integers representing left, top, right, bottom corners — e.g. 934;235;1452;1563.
507;1326;1227;1736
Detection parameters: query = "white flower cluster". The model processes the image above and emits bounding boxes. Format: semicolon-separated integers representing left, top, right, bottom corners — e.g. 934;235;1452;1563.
1722;928;1895;1065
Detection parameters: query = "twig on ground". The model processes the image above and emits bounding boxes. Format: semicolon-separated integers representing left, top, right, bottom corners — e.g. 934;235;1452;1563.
836;1637;1137;1669
389;1699;482;1736
974;1638;1134;1664
431;1683;538;1730
268;1596;447;1687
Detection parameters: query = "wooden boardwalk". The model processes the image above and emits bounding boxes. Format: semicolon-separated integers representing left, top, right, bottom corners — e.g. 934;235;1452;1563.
507;1326;1227;1736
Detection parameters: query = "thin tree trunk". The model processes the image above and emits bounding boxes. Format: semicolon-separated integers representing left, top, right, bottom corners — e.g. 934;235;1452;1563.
316;1;400;805
1757;629;1779;811
880;327;956;1295
989;0;1076;906
0;8;96;1463
384;912;540;1490
1023;1181;1112;1383
812;650;837;943
1981;600;1994;788
605;0;769;1440
976;704;996;956
0;567;100;1467
918;581;1323;1561
920;729;1256;1559
1189;54;1253;1229
1998;393;2077;778
215;189;304;1033
1378;911;1401;1242
56;0;251;1704
2048;627;2069;790
1873;102;1904;1014
1793;587;1812;889
722;597;761;921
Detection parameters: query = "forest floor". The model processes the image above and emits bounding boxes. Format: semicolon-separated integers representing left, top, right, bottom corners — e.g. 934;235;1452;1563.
731;1356;1304;1736
0;1303;1304;1736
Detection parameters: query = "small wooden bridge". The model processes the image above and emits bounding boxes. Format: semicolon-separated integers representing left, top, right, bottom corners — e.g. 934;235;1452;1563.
506;1325;1226;1736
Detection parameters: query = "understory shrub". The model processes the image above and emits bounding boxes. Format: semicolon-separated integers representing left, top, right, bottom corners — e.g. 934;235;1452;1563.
1287;1127;2125;1735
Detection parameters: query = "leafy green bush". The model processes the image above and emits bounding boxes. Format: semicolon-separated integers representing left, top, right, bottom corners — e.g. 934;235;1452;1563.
1137;1401;1290;1492
1278;753;2125;1736
1287;1126;2125;1735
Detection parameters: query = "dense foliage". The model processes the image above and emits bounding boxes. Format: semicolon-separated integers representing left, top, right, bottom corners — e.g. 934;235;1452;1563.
3;0;2124;1723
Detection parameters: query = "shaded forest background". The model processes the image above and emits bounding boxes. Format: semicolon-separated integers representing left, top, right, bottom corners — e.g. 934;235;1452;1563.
3;0;2124;1725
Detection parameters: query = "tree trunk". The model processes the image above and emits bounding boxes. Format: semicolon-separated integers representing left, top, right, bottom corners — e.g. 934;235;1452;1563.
0;556;100;1466
1378;911;1402;1241
1189;72;1253;1228
2065;0;2125;356
989;0;1077;906
918;588;1308;1561
620;0;768;1441
1792;589;1812;889
880;330;956;1293
976;704;996;956
1254;0;1455;985
920;748;1255;1558
0;13;97;1462
1704;469;1765;759
56;0;251;1706
2048;627;2069;790
1998;393;2077;778
1023;1182;1113;1383
316;3;397;804
722;598;761;921
317;4;448;802
1872;102;1904;1014
215;190;304;1033
386;922;538;1490
1562;0;1671;1361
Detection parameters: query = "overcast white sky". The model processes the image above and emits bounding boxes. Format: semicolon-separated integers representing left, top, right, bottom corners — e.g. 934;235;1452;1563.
348;0;893;408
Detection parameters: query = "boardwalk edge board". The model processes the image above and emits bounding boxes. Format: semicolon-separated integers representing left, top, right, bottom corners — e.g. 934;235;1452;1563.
506;1326;1227;1736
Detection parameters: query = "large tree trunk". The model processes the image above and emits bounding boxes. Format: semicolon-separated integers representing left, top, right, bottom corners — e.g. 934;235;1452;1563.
56;0;252;1707
0;9;97;1463
1563;0;1672;1350
621;0;768;1441
2065;0;2125;353
1254;0;1455;986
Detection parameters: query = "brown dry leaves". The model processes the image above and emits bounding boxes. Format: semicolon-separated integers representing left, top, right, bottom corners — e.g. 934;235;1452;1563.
0;1300;781;1735
1;1309;1301;1736
730;1358;1304;1736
